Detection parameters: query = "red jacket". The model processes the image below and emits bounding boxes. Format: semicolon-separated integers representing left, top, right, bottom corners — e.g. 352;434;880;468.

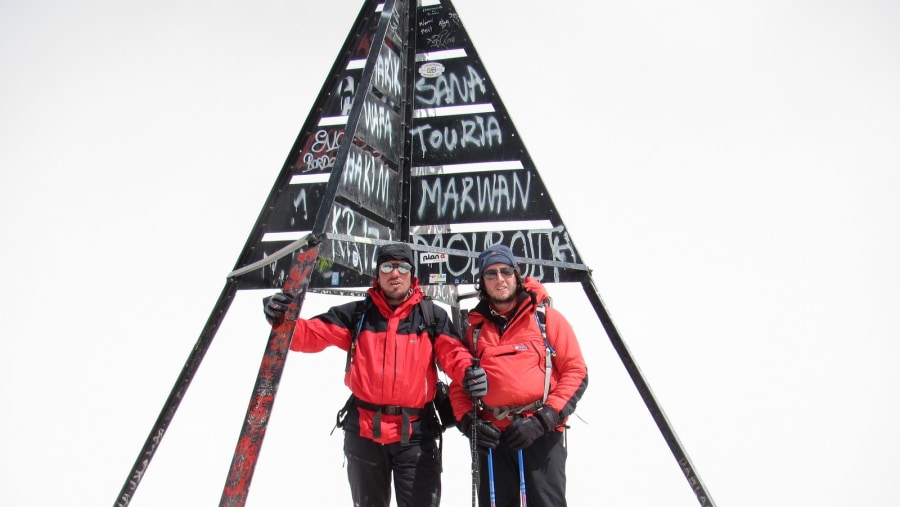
290;278;474;443
450;277;588;431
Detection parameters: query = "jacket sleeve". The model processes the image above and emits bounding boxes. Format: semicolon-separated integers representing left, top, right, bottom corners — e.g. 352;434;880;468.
289;301;356;353
543;307;588;419
432;306;475;388
449;374;473;422
447;324;480;421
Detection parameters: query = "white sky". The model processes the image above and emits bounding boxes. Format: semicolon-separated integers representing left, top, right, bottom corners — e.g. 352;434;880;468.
2;0;899;506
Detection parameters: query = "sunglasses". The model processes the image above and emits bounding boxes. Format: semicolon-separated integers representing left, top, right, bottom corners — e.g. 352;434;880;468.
379;262;413;274
482;267;517;280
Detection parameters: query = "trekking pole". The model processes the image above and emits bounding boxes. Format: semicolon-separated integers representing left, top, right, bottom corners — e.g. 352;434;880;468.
518;448;527;507
470;358;480;507
488;448;497;507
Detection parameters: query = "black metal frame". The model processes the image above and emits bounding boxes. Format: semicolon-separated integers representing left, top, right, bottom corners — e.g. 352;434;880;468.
114;1;716;506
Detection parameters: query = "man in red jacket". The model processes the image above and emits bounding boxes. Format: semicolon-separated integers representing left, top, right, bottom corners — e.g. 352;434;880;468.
450;244;589;507
264;242;487;507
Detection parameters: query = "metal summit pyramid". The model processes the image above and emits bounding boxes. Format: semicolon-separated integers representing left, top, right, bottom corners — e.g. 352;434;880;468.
116;1;716;506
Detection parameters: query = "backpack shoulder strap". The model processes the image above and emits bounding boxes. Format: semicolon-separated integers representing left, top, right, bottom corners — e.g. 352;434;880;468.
417;296;438;342
534;304;556;355
344;296;372;373
417;296;445;375
534;303;556;403
471;323;482;355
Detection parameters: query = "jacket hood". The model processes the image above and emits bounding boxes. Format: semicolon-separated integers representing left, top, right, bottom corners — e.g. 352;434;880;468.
522;276;550;305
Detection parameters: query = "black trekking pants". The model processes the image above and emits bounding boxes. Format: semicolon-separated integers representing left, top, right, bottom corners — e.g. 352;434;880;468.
475;430;567;507
344;430;442;507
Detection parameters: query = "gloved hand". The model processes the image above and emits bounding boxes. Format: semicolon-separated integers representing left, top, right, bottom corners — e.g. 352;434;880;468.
462;366;488;398
263;290;293;325
459;411;501;453
501;406;560;450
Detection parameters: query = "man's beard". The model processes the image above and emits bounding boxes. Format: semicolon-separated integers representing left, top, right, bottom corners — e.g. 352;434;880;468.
489;290;517;305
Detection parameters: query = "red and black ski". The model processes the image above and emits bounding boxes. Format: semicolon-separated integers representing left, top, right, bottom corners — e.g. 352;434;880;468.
219;244;320;507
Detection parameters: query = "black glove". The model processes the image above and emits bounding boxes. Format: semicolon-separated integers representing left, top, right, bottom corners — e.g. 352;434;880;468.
501;406;560;450
263;290;293;325
462;366;488;398
459;412;501;453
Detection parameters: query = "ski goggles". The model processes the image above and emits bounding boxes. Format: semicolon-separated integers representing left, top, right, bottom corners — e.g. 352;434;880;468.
379;262;413;274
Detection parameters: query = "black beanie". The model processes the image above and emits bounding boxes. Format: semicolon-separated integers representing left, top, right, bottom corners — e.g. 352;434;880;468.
477;244;518;278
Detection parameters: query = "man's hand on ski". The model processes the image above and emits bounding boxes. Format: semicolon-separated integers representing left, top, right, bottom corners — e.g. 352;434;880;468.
263;290;293;325
462;366;488;398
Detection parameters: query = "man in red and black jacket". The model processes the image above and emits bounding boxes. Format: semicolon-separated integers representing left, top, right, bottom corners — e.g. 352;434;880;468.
264;242;486;507
450;244;589;507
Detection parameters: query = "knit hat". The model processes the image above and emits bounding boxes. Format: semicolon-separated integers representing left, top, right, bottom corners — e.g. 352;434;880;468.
477;244;518;278
375;243;415;274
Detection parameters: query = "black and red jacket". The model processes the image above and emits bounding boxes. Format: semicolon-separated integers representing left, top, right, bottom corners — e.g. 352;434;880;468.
290;278;474;443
